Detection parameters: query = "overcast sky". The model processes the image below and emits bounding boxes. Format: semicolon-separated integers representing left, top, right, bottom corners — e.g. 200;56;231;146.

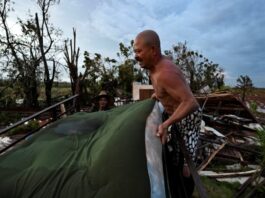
8;0;265;87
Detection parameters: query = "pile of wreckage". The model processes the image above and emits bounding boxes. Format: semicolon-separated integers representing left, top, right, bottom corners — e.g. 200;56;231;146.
196;92;265;196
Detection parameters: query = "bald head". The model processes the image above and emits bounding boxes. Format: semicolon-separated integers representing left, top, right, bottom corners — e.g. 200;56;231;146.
134;30;162;69
136;30;161;51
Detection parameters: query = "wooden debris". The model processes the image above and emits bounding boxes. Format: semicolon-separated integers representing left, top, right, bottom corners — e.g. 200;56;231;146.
199;169;261;178
195;92;263;195
198;141;227;171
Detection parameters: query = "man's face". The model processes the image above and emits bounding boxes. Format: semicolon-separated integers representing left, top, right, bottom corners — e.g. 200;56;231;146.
133;37;153;69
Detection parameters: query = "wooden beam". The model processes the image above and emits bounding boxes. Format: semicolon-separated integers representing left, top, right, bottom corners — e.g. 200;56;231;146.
199;169;261;178
198;142;227;171
199;136;260;155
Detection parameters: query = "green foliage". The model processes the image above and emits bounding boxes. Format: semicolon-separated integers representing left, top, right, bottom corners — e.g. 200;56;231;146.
81;41;148;103
218;85;233;92
236;75;253;101
257;128;265;168
0;0;61;107
250;101;258;113
0;112;21;126
1;0;227;105
0;83;24;108
82;51;118;104
166;42;224;93
7;120;39;136
117;41;148;95
207;162;252;172
255;185;265;197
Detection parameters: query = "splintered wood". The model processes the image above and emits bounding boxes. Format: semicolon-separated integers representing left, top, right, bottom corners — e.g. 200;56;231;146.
195;92;264;195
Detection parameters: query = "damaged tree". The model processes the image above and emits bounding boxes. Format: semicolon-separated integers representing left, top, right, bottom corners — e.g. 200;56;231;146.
0;0;61;107
35;0;61;106
0;0;40;107
236;75;253;102
64;28;80;96
64;28;80;110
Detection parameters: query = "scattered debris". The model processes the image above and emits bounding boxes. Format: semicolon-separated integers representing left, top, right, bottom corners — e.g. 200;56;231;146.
196;92;265;196
0;137;12;150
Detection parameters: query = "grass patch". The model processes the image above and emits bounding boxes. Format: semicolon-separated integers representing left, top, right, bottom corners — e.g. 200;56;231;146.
193;177;241;198
257;128;265;168
207;162;253;172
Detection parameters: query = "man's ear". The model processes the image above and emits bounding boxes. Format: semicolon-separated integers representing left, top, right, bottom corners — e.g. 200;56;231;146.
151;46;156;55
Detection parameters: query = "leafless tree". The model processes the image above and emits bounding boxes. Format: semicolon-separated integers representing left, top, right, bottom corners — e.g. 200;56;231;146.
64;28;80;96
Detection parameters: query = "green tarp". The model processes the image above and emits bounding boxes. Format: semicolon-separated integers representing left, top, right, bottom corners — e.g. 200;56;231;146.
0;99;155;198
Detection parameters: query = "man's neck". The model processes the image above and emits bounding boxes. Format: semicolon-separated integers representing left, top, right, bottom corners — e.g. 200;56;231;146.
149;54;163;73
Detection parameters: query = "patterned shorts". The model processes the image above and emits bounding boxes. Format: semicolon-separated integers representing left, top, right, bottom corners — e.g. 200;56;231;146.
163;108;202;165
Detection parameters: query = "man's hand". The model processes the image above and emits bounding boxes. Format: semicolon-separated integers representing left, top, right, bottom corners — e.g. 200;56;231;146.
151;93;157;100
156;123;168;144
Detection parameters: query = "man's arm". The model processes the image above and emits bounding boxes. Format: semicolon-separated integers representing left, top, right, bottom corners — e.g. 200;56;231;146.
156;69;199;143
161;71;198;126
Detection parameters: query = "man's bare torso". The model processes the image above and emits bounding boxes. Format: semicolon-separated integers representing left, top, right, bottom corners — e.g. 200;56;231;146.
150;58;190;115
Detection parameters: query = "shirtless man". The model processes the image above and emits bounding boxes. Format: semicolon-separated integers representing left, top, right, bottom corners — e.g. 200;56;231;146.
133;30;199;141
134;30;201;197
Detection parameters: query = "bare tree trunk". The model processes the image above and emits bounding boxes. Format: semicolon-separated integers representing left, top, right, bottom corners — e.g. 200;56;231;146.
35;12;55;106
45;82;52;106
64;28;79;95
64;28;80;110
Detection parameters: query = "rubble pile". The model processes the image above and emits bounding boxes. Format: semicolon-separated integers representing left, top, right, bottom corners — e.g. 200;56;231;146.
195;93;265;196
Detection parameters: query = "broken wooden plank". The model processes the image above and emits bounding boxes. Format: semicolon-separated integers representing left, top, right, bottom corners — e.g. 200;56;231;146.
230;137;244;162
199;136;261;155
198;141;227;171
234;172;262;198
204;126;225;138
199;169;261;178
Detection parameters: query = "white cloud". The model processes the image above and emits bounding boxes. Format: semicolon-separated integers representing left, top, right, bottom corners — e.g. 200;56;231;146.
4;0;265;87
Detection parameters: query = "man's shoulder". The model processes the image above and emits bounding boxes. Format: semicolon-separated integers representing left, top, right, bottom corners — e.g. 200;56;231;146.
158;60;180;75
155;60;185;86
156;68;178;84
160;58;180;70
